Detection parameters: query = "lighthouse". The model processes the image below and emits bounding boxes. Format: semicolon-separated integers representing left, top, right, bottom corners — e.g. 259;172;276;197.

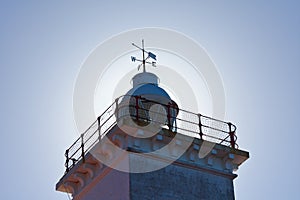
56;41;249;200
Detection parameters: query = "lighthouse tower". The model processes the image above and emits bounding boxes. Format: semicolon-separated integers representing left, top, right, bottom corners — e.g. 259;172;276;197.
56;41;249;200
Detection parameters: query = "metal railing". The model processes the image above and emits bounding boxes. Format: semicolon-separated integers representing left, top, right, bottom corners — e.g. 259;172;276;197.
64;95;238;173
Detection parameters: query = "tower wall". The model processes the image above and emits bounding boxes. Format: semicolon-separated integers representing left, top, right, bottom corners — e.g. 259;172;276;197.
76;169;130;200
129;152;235;200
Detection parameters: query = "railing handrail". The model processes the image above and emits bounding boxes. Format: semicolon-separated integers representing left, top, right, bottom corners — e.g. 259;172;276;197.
64;95;238;173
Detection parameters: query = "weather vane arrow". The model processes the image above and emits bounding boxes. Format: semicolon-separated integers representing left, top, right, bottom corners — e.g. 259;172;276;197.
131;40;157;72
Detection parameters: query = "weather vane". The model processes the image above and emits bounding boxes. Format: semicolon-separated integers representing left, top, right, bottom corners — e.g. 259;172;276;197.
131;40;157;72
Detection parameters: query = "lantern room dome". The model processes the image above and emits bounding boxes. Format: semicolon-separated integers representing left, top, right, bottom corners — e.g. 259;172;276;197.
124;72;173;105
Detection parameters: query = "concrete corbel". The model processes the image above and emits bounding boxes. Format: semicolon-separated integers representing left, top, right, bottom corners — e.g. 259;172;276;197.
223;153;235;171
64;181;78;195
206;149;217;166
152;134;163;150
73;172;87;188
82;163;98;178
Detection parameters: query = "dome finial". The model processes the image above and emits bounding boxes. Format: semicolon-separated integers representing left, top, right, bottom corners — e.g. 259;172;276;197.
131;40;157;72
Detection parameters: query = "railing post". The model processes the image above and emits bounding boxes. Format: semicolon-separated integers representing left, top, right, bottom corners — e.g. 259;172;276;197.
167;104;171;131
172;105;177;132
97;116;101;139
65;149;69;173
81;134;85;163
228;122;236;149
198;114;203;140
135;96;139;121
115;98;119;122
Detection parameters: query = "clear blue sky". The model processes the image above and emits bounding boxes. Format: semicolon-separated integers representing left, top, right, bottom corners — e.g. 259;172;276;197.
1;1;299;199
